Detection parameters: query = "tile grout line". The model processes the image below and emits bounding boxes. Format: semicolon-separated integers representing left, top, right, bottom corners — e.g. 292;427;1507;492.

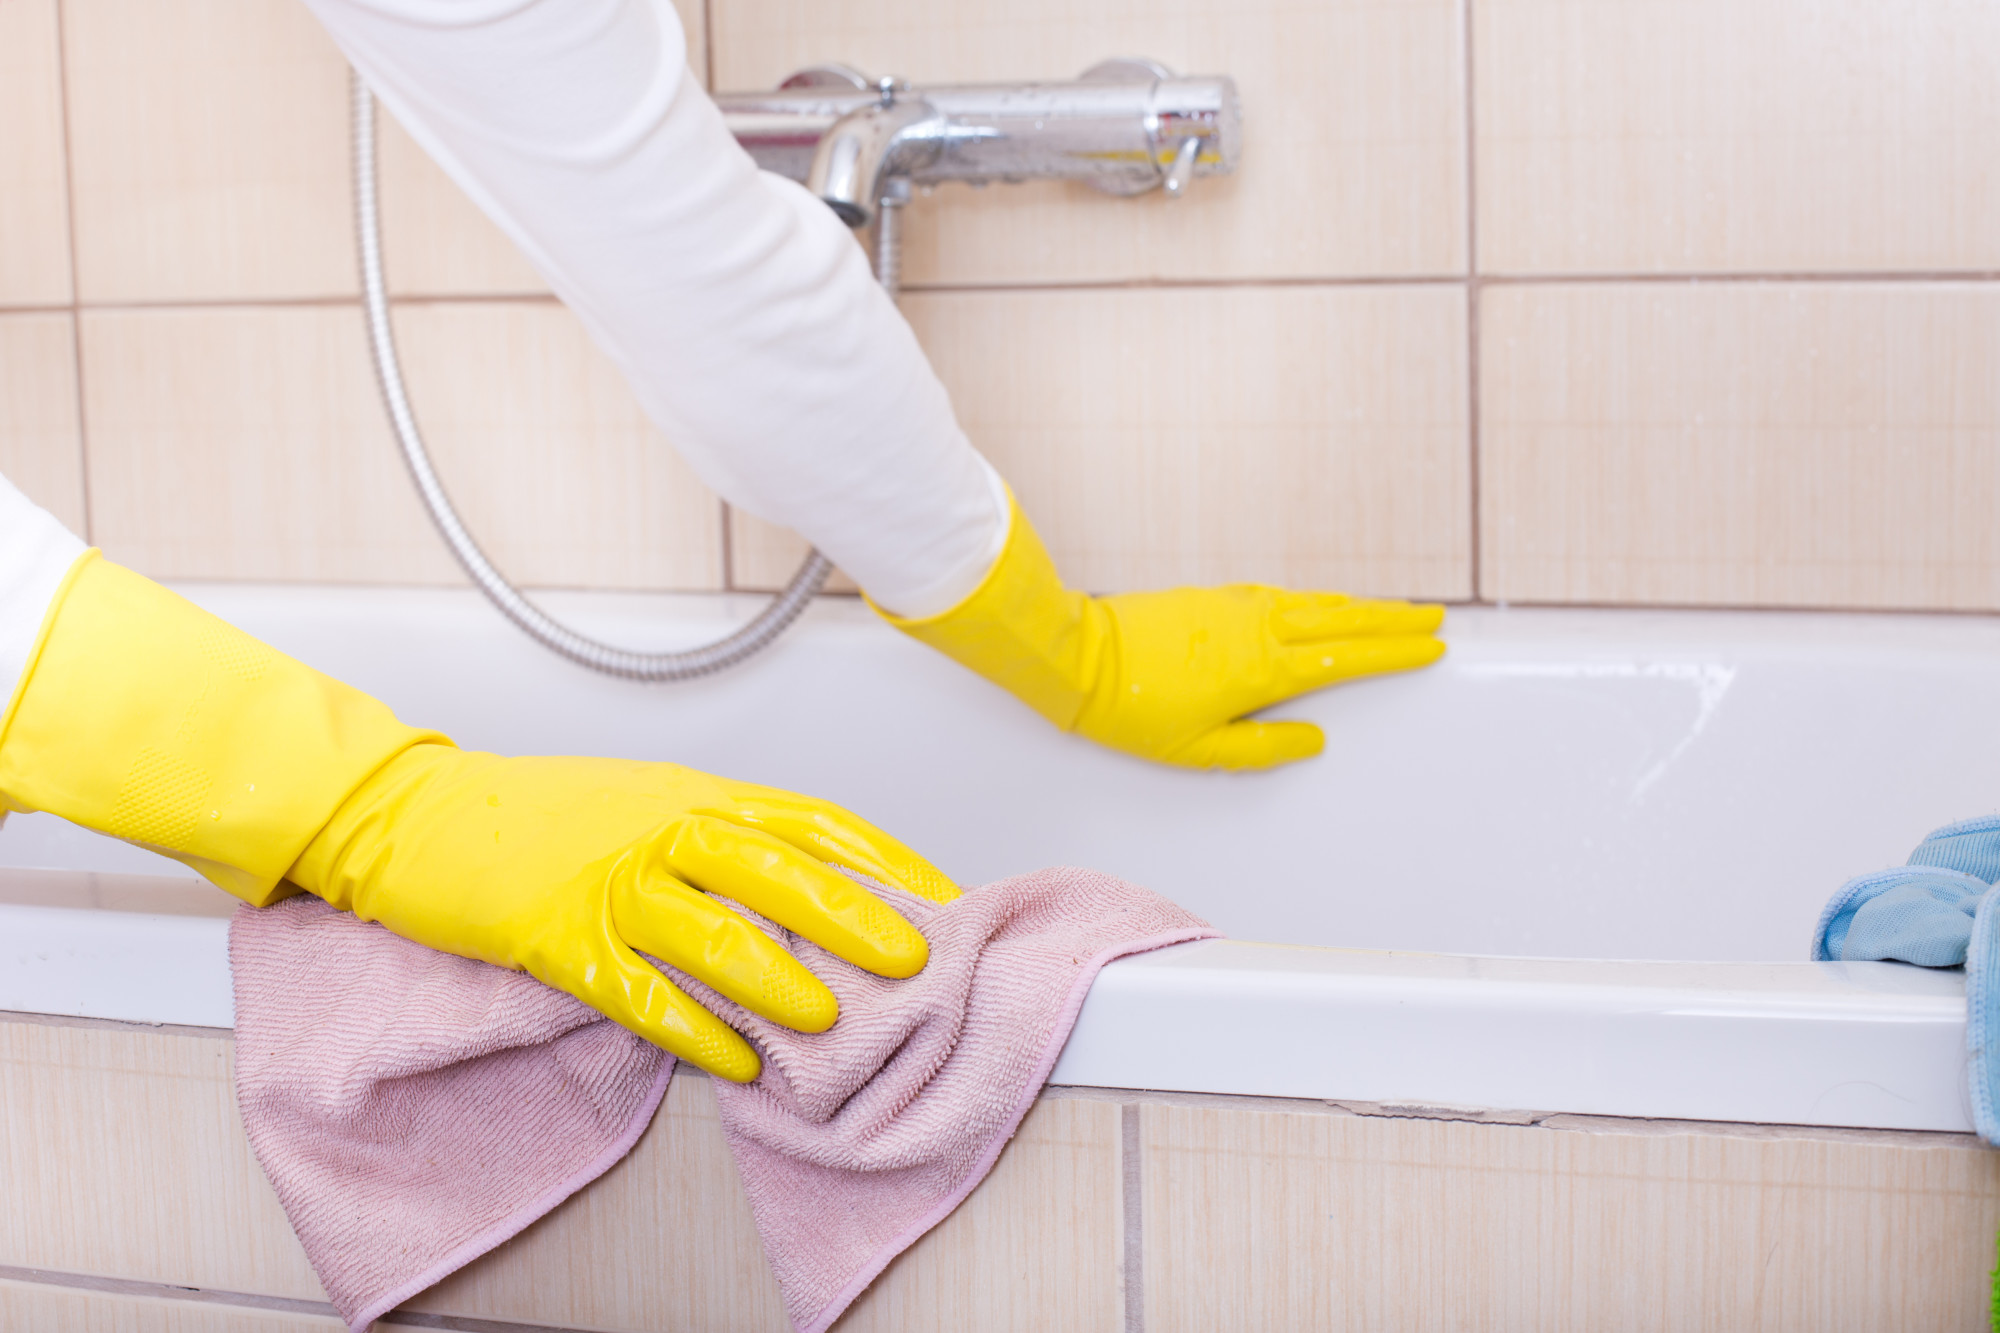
700;0;715;92
1463;0;1484;605
15;266;2000;323
1121;1101;1144;1333
0;1261;600;1332
699;9;730;622
51;0;93;545
0;1263;339;1322
1482;267;2000;285
708;0;733;596
718;498;736;591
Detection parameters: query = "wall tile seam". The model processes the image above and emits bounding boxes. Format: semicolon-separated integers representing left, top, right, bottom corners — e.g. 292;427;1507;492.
1120;1102;1143;1333
1461;597;2000;620
0;1263;338;1323
50;0;89;541
1462;0;1482;601
21;267;2000;321
0;1009;228;1040
0;1262;625;1333
1479;270;2000;285
891;271;2000;294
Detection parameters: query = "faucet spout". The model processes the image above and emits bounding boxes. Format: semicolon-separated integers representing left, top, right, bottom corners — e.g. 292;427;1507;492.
806;89;942;228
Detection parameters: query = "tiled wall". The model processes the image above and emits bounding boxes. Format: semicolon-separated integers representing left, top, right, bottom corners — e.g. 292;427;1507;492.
7;1013;1998;1331
4;0;1999;609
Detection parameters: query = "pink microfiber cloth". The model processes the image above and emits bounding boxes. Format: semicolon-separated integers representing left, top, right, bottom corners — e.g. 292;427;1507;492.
230;868;1215;1332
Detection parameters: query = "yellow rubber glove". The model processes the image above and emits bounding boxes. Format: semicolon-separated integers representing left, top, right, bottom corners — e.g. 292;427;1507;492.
876;492;1446;771
0;553;955;1081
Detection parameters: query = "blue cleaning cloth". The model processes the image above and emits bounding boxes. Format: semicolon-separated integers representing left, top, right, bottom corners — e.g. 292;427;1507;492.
1812;815;2000;1143
1812;866;1985;966
1906;813;2000;881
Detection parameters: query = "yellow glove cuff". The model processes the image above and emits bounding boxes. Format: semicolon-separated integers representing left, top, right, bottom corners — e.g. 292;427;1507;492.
868;490;1106;732
0;553;443;904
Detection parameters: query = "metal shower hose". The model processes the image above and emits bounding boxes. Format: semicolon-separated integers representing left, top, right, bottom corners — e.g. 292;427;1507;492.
350;71;841;680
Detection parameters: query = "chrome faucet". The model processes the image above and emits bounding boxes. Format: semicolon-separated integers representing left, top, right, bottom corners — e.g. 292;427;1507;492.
804;77;945;227
718;59;1241;229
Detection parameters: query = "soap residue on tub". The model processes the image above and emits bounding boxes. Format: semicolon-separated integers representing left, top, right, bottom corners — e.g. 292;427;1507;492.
1461;660;1739;803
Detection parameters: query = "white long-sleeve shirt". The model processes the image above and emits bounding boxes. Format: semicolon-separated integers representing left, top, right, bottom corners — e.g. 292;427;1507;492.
2;0;1006;708
0;479;87;708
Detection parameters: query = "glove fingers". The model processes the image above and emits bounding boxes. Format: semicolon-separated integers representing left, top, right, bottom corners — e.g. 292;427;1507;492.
1280;634;1445;692
717;787;960;904
1271;591;1446;644
656;815;931;979
1170;720;1325;771
610;859;839;1033
571;943;763;1082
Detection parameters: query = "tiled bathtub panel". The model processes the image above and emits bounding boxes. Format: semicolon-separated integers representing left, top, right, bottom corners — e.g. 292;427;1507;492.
63;0;357;304
2;1017;1119;1333
1474;0;2000;276
402;1074;1126;1332
387;301;724;591
405;1070;793;1333
1140;1103;2000;1333
836;1095;1124;1333
900;284;1472;599
1478;283;2000;610
0;0;73;307
0;1280;347;1333
78;305;465;585
711;0;1467;285
0;1019;324;1301
374;0;706;299
0;313;88;535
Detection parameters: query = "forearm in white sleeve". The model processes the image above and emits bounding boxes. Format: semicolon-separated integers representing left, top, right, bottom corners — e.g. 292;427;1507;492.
0;474;88;713
299;0;1007;618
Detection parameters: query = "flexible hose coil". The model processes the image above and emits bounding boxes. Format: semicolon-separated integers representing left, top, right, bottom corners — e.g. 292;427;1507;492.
350;70;835;681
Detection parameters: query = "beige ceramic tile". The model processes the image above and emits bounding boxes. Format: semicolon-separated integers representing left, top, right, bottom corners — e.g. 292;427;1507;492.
0;313;88;535
0;0;73;306
414;1071;1123;1332
375;115;549;299
836;1095;1123;1332
899;284;1471;598
375;0;705;298
0;1019;323;1300
64;0;355;303
80;302;721;588
390;301;722;590
713;0;1465;284
1479;283;2000;609
0;1280;346;1333
1141;1101;2000;1333
79;305;461;584
728;509;859;595
1475;0;2000;275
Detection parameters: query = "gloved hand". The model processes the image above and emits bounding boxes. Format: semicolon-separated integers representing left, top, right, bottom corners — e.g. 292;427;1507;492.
876;491;1446;771
0;553;953;1080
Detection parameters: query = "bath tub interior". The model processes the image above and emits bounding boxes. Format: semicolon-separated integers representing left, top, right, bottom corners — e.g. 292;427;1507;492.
5;584;1996;966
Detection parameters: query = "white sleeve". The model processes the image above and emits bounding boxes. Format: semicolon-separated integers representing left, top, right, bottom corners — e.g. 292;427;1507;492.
300;0;1007;618
0;474;88;711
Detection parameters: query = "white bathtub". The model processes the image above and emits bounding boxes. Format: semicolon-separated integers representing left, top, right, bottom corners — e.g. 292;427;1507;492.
4;585;1995;1134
